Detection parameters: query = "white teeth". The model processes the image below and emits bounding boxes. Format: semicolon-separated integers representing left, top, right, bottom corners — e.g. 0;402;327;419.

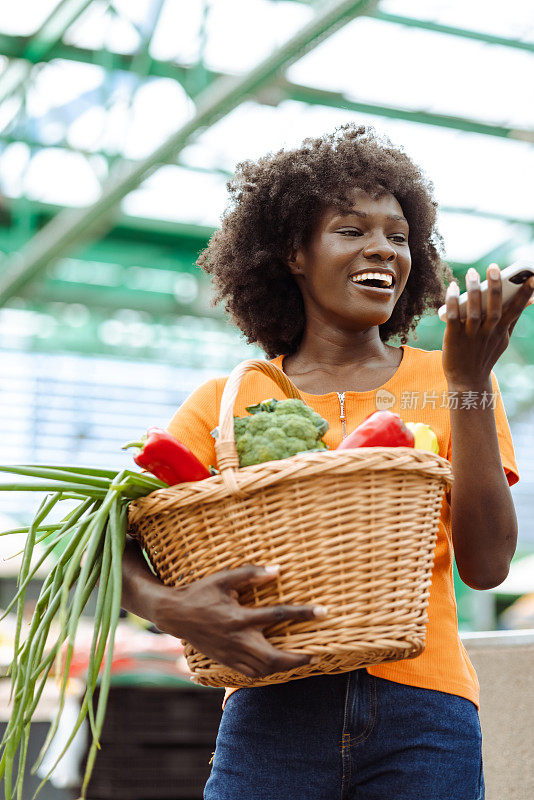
350;272;393;287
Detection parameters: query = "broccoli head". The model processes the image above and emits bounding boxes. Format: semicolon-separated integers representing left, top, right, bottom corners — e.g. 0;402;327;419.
216;397;329;467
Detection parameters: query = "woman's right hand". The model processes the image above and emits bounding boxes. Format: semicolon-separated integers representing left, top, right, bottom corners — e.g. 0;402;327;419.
121;538;327;679
155;564;327;679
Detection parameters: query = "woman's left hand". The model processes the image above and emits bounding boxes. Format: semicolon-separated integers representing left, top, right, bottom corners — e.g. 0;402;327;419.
442;262;534;387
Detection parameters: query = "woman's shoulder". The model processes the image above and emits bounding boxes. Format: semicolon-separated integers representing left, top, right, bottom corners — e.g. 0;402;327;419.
403;345;446;384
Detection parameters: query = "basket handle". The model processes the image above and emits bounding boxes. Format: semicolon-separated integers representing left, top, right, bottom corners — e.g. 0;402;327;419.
215;360;304;484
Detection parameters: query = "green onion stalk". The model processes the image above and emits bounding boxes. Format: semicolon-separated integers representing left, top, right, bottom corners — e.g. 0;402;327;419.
0;464;167;800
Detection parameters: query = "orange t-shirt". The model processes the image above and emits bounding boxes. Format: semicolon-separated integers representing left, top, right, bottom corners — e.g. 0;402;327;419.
166;345;519;710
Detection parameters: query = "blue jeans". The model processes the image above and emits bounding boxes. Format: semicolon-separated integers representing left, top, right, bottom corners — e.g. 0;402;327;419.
204;669;484;800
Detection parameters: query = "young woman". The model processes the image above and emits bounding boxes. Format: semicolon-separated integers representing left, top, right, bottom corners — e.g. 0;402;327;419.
121;125;532;799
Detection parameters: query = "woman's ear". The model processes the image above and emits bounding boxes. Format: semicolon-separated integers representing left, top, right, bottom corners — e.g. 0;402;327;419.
288;248;305;277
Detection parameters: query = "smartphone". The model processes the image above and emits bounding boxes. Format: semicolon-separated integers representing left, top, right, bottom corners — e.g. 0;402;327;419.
438;260;534;322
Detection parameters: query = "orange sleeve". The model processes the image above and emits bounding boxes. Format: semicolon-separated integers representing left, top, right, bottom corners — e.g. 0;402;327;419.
446;370;519;487
165;378;220;471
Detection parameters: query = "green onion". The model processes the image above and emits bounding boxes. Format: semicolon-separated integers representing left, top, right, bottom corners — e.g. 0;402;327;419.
80;495;126;797
0;466;111;488
1;524;60;538
0;461;165;800
0;482;108;498
12;465;119;479
10;494;61;695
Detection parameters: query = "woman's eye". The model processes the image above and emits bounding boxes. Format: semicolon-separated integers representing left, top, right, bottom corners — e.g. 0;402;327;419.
339;230;407;243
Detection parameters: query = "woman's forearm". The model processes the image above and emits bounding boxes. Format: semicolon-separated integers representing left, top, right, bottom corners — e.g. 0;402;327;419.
121;536;169;625
448;376;517;590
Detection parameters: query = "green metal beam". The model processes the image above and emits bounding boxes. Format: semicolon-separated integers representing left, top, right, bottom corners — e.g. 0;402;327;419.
1;197;215;248
286;84;534;143
0;0;379;307
0;0;96;105
0;230;203;274
368;10;534;54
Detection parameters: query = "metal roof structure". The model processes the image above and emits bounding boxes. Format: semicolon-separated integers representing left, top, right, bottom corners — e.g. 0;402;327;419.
0;0;533;385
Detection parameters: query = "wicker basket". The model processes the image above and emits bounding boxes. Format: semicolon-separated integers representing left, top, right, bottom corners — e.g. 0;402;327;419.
127;359;453;688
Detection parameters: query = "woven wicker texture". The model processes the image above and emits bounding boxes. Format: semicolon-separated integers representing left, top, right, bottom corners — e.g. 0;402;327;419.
127;360;454;688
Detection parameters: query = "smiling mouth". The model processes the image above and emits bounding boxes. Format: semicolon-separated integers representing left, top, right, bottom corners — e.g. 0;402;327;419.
349;271;395;291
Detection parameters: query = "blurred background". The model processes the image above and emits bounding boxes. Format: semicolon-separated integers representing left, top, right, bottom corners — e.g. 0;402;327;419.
0;0;532;631
0;2;533;797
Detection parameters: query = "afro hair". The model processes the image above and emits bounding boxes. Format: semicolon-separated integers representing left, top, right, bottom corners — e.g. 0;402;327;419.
197;124;453;358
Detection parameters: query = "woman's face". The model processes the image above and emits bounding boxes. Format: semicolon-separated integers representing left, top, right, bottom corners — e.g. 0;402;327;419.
290;187;411;334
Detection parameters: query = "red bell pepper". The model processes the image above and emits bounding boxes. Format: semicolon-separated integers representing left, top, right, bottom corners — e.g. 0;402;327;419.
336;411;414;450
123;427;210;485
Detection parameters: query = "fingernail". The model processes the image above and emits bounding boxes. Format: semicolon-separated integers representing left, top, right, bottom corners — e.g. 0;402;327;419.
447;281;459;295
488;265;500;279
310;655;321;664
264;564;280;575
313;605;329;618
466;267;479;285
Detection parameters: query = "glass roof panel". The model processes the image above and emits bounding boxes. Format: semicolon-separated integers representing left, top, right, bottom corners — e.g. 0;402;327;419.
64;76;194;157
149;0;312;67
379;0;534;43
122;79;195;159
203;0;313;73
63;1;142;54
121;165;229;226
21;148;102;205
287;17;534;129
149;0;207;63
0;0;61;36
111;0;157;29
0;142;31;197
26;60;105;118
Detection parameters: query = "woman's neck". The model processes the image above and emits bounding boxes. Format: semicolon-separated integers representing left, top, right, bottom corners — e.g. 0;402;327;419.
282;328;403;394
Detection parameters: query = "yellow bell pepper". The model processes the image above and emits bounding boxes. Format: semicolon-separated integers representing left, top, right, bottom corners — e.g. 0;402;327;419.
405;422;439;453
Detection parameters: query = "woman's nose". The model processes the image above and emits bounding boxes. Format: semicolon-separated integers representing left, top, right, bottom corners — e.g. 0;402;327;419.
363;242;396;261
362;235;396;261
